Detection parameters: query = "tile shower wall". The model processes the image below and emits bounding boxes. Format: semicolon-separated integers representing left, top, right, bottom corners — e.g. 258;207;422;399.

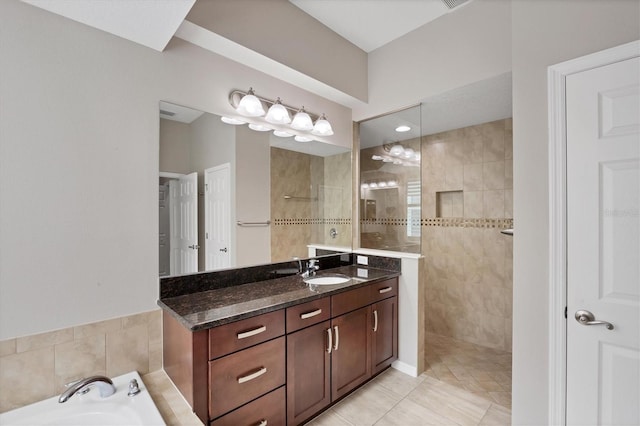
422;119;513;352
0;310;162;413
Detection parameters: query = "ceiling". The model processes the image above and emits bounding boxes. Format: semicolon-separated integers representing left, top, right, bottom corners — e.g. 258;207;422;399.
21;0;195;51
289;0;470;52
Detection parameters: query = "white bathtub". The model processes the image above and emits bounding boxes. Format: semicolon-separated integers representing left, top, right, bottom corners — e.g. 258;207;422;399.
0;371;166;426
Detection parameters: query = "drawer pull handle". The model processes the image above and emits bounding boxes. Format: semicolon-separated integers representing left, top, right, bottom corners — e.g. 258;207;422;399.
256;420;267;426
333;325;339;351
373;309;378;332
237;325;266;340
326;328;332;353
300;309;322;319
237;367;267;384
379;287;392;294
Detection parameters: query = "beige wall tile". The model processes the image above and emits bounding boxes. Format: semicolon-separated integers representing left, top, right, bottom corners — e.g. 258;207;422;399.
482;121;505;162
74;318;121;340
54;334;106;392
106;324;149;377
463;163;483;191
0;347;54;412
504;189;513;218
464;191;484;218
0;339;16;357
483;190;505;218
483;161;505;190
445;164;464;190
462;137;484;165
16;328;73;353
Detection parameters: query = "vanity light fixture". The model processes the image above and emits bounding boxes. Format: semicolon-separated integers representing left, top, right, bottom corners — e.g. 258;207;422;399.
395;125;411;132
248;123;271;132
235;88;265;117
290;107;314;131
227;89;333;141
311;113;334;136
220;116;246;125
294;135;313;142
264;98;291;124
273;130;293;138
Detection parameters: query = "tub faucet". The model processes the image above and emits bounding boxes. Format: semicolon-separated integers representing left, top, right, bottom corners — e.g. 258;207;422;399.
58;375;116;403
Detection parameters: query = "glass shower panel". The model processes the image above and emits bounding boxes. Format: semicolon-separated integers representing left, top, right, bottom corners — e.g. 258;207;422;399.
358;105;421;253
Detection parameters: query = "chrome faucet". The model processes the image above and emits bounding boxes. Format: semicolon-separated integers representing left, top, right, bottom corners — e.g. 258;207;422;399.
58;375;116;403
301;259;320;278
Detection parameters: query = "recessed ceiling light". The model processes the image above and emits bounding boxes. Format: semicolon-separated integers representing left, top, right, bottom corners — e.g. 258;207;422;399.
395;125;411;132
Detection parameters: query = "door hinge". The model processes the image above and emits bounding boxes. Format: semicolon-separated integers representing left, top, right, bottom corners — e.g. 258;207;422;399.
206;232;209;239
564;306;568;319
205;183;208;191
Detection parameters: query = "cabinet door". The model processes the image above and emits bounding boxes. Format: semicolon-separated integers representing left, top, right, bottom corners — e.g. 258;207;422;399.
331;306;371;400
371;296;398;375
287;321;331;426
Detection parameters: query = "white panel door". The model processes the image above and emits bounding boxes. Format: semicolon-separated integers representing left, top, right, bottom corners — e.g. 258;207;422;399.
169;172;198;275
566;57;639;425
205;164;231;270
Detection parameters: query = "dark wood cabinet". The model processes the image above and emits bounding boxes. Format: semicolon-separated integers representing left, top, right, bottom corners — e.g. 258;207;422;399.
163;277;398;426
331;306;372;400
371;296;398;375
286;321;331;426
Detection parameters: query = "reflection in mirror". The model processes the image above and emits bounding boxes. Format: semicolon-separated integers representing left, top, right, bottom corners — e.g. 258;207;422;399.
358;105;422;253
159;102;352;277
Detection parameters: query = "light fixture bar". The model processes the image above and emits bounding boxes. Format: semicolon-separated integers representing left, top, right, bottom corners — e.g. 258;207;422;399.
228;89;321;122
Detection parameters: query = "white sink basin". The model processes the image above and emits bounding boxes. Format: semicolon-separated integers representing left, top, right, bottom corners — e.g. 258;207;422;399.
304;274;351;285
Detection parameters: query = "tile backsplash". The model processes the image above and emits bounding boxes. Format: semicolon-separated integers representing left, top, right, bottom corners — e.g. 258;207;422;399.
0;310;161;413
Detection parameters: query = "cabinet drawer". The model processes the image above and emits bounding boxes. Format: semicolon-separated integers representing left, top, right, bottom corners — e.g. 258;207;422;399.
286;297;331;333
209;310;285;359
210;386;285;426
331;285;370;317
209;336;286;419
369;278;398;303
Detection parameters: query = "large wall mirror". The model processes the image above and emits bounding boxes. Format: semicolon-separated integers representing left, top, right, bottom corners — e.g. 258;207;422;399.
159;101;352;277
358;105;422;254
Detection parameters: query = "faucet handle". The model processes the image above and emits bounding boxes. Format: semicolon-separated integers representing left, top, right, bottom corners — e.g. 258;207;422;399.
128;379;141;397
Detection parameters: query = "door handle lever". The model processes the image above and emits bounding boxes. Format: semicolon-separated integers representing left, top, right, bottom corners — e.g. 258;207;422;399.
574;310;614;330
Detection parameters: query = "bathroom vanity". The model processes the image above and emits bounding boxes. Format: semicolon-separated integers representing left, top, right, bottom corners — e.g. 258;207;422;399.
159;264;399;426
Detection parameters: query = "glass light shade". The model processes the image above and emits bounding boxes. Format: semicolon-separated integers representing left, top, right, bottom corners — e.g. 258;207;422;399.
236;89;265;117
403;148;415;159
369;182;378;188
388;180;397;186
265;99;291;124
311;114;334;136
290;108;314;131
248;123;271;132
294;135;313;142
221;116;246;125
361;183;369;189
378;182;387;188
273;130;293;138
389;145;404;156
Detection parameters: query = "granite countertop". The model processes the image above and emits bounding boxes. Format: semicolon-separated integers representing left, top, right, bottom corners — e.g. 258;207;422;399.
158;265;400;331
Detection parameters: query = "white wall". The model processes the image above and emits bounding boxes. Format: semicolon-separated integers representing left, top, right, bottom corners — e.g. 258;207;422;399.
355;0;511;121
511;1;640;424
0;0;352;340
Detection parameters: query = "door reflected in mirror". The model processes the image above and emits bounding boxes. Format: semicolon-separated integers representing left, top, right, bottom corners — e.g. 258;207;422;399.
159;102;352;277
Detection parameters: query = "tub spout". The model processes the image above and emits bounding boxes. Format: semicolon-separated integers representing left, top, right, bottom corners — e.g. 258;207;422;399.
58;376;116;403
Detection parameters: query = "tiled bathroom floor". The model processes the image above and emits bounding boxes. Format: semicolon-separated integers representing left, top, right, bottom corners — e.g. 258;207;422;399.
144;333;511;426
